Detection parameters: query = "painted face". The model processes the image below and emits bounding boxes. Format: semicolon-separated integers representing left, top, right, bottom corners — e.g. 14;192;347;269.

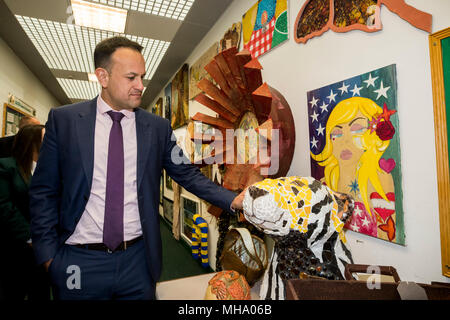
330;111;368;166
101;47;146;111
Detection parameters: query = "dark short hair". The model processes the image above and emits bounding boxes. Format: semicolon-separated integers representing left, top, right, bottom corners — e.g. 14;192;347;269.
94;36;143;70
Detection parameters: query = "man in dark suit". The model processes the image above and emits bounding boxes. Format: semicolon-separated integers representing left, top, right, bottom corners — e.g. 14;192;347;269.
0;116;40;158
29;36;245;300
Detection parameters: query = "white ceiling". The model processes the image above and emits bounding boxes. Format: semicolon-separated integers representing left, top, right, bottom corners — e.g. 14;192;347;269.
0;0;233;105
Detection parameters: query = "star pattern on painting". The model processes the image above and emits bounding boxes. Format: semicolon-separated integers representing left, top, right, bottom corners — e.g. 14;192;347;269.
363;74;378;88
309;96;319;108
361;216;371;228
354;206;363;217
374;80;390;100
348;179;359;194
316;123;325;136
327;89;337;103
368;115;382;133
381;102;397;121
319;101;329;113
310;110;319;122
310;136;318;149
338;82;349;95
351;84;363;97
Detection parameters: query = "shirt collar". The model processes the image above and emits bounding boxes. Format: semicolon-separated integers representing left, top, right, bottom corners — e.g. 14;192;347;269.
97;94;135;119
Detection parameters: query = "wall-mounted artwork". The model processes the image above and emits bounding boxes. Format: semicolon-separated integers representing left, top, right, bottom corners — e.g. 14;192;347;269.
219;22;242;52
242;0;288;58
171;64;189;129
189;43;219;100
294;0;432;44
181;194;201;245
164;84;172;122
429;27;450;277
163;197;174;225
308;64;404;245
152;97;163;116
193;47;296;219
163;169;174;201
185;120;216;164
2;103;32;137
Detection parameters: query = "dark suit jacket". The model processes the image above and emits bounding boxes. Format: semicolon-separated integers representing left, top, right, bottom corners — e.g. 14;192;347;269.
0;157;31;245
29;98;236;282
0;135;14;158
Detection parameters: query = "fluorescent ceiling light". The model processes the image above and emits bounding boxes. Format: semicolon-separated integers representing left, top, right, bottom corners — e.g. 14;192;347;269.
16;15;167;101
16;15;170;80
71;0;128;33
57;78;101;100
84;0;195;21
88;73;98;82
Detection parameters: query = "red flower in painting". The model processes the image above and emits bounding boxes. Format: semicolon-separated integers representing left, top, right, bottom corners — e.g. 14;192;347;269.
376;120;395;141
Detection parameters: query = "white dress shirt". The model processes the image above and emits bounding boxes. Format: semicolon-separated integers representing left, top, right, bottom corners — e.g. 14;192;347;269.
66;95;142;245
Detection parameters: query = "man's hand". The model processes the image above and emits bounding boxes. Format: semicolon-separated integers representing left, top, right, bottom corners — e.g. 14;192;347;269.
231;188;247;212
43;259;53;272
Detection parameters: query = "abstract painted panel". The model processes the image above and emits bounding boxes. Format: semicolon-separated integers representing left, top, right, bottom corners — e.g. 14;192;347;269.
189;42;218;100
308;64;405;245
294;0;432;44
171;64;189;129
152;97;163;116
242;0;289;58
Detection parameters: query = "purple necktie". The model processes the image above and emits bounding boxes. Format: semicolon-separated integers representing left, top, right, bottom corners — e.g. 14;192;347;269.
103;111;125;251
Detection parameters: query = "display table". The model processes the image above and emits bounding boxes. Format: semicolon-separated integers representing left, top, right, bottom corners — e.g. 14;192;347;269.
156;272;262;300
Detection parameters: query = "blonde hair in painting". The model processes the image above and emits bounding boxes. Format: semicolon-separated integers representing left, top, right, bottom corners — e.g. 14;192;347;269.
311;97;391;216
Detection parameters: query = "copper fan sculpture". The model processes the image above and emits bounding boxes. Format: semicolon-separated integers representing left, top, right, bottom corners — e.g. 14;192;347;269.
191;46;296;217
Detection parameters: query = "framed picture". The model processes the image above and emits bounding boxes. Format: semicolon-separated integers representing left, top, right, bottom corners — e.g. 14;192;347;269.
163;169;174;200
308;64;404;245
2;103;32;137
164;83;172;122
429;27;450;277
160;175;163;205
180;193;201;245
162;197;174;225
152;97;163;116
242;0;288;58
189;42;218;100
171;64;189;129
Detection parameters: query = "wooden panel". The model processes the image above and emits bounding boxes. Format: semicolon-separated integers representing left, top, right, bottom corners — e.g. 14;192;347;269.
429;27;450;278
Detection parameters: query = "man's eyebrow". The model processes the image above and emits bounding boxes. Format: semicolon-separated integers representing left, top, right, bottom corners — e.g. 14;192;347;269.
125;72;146;77
349;117;366;126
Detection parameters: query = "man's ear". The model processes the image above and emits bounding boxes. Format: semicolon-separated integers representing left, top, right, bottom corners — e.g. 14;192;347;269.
95;68;109;88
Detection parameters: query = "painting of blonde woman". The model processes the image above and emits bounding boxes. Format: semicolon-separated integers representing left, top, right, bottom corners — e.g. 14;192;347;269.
308;65;404;244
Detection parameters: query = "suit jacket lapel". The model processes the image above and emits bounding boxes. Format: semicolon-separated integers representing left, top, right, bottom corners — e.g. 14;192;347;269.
135;108;152;192
75;98;97;190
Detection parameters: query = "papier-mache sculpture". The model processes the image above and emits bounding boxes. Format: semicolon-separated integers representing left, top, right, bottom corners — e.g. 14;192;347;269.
242;176;355;300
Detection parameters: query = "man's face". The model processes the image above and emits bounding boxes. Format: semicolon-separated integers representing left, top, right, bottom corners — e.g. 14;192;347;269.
98;47;146;111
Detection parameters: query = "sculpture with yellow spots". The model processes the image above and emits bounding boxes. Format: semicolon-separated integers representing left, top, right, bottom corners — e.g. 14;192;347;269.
242;176;355;300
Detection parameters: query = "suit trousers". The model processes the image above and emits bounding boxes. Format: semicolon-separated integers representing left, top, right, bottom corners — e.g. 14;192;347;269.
49;238;155;300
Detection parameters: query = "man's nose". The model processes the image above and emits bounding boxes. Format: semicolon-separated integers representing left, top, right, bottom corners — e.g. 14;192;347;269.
136;77;144;91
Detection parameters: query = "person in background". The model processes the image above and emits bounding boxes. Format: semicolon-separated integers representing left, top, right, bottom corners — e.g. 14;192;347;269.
0;116;41;158
0;124;50;300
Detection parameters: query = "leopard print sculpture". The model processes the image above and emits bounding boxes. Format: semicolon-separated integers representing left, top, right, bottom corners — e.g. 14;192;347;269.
242;176;355;300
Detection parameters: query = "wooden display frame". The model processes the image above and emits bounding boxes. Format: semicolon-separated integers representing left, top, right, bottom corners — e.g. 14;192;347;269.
429;27;450;278
180;192;201;245
2;103;32;137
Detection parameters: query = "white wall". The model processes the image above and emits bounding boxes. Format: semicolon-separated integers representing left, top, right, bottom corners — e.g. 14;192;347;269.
0;37;59;129
155;0;450;284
